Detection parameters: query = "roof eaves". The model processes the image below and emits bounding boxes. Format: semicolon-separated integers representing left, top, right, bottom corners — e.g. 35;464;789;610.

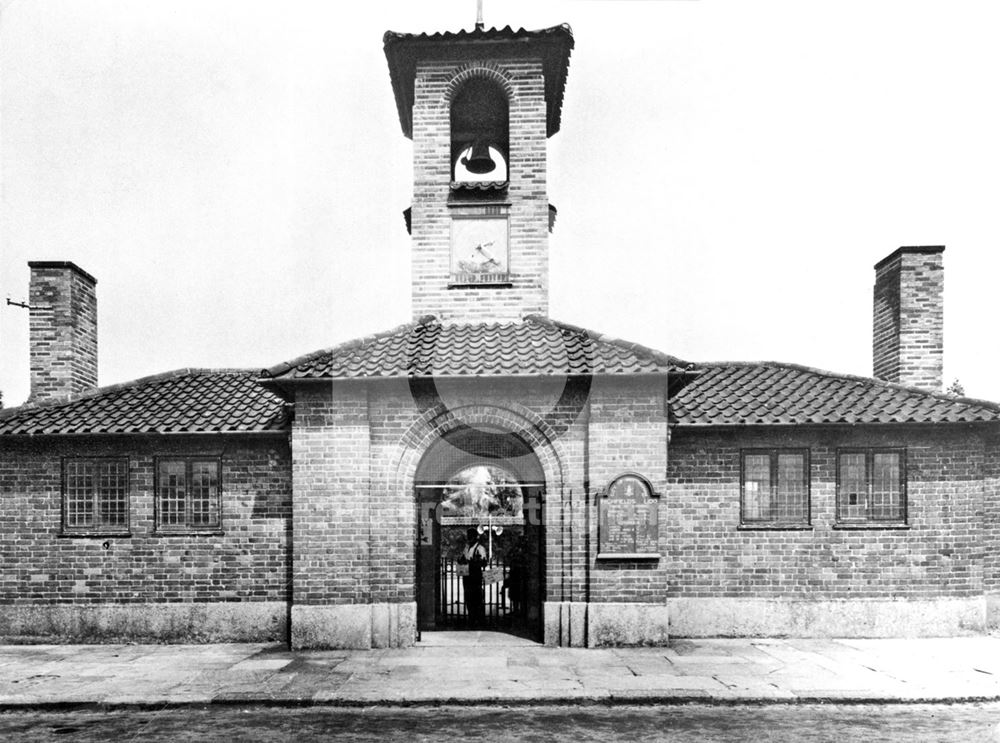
383;24;573;45
671;418;1000;429
3;428;290;438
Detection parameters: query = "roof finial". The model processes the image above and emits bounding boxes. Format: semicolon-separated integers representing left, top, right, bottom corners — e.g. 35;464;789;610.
475;0;484;31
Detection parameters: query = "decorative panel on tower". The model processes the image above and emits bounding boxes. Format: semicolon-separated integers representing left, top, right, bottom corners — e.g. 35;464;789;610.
450;213;510;286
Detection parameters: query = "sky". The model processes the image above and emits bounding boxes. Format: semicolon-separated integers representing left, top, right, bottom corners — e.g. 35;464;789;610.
2;0;999;407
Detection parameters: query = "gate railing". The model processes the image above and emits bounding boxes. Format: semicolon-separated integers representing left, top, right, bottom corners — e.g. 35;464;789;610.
439;556;515;627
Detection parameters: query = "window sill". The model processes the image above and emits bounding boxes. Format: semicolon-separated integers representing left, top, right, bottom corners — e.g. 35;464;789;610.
447;281;513;289
738;524;813;531
155;529;224;536
832;522;910;530
59;531;131;539
596;553;660;561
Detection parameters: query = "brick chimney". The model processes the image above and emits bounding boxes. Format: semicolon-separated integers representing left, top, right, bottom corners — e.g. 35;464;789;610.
872;246;944;391
27;262;98;404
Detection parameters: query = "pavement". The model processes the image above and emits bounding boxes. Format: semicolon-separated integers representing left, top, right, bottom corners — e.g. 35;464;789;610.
2;632;1000;708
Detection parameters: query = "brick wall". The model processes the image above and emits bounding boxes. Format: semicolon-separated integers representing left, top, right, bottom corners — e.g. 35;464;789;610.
873;246;945;391
5;381;988;642
290;378;991;622
27;262;98;403
373;376;591;608
411;58;550;322
0;435;291;607
983;433;1000;595
587;377;670;604
289;376;670;613
291;386;371;604
665;425;984;601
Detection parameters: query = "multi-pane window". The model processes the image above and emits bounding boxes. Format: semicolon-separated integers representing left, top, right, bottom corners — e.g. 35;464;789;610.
156;458;221;531
741;449;810;526
63;458;129;533
837;449;906;524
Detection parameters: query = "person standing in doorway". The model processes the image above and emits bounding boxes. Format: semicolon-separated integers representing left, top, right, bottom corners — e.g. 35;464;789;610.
459;527;488;625
504;537;527;620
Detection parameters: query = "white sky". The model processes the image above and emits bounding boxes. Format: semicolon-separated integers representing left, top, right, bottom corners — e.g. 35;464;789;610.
2;0;999;407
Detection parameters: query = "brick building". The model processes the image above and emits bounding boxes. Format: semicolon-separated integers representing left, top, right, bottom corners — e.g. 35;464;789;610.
2;23;999;648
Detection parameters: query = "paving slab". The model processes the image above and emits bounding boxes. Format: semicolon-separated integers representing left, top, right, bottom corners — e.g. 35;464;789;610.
2;634;1000;707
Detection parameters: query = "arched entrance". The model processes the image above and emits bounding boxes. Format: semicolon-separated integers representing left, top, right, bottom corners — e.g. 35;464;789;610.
414;425;545;640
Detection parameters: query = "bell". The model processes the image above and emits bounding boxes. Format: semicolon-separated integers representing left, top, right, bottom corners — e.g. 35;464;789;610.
460;141;496;175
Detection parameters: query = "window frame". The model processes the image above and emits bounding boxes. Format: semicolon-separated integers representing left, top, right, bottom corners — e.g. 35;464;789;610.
739;448;812;529
154;456;223;534
835;447;908;527
60;456;130;536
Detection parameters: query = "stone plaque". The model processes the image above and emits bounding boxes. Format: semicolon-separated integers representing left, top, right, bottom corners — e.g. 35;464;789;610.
598;474;659;558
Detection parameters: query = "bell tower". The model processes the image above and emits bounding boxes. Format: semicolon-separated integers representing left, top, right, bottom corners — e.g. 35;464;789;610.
384;22;573;323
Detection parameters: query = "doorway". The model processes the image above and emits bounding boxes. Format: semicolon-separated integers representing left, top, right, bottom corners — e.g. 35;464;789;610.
414;428;545;640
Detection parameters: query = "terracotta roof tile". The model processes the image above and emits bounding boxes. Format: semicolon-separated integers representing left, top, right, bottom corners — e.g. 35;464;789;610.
449;181;508;193
263;316;688;380
4;328;996;436
669;362;1000;426
0;370;290;436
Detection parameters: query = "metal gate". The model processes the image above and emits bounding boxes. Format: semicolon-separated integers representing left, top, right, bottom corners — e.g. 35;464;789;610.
437;554;518;628
416;479;542;638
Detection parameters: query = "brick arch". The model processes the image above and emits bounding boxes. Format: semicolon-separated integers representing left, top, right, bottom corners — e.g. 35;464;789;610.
443;62;516;104
390;403;566;497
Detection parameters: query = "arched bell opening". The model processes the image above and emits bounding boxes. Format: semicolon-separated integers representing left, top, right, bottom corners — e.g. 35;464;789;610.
450;77;509;182
414;425;545;639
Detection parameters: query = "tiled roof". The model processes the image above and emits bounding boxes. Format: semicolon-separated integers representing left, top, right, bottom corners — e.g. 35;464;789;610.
0;370;291;436
4;334;997;437
383;24;574;138
264;316;688;380
669;362;1000;426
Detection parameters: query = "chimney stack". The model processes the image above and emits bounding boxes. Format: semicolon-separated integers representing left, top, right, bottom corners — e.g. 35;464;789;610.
27;262;98;404
872;246;944;392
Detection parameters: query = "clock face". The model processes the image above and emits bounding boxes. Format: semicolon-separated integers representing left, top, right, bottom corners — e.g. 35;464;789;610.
450;217;509;284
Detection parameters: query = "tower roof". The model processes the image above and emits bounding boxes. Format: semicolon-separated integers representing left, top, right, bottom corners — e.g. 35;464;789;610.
383;24;574;139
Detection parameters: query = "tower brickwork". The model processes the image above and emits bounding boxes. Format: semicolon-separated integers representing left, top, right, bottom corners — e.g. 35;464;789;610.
385;27;573;323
